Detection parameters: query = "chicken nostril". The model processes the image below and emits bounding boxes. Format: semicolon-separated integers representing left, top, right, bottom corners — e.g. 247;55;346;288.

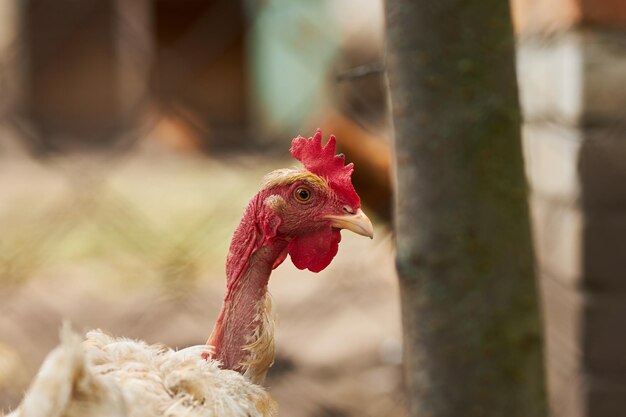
343;205;354;214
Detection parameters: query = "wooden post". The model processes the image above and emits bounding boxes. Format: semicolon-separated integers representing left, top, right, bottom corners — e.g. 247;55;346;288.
384;1;547;416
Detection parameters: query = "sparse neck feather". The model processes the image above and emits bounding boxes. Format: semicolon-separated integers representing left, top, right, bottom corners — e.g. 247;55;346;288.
207;193;287;384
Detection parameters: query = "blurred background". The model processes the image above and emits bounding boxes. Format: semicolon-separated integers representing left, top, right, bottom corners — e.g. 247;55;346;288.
1;1;626;417
0;1;399;417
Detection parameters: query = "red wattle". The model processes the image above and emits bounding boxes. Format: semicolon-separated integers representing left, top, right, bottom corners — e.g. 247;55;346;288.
287;228;341;272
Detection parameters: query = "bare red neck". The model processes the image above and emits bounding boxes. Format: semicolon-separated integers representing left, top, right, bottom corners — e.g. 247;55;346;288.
207;194;287;375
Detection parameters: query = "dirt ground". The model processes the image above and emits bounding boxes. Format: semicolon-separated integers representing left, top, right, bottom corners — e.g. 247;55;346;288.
0;135;405;417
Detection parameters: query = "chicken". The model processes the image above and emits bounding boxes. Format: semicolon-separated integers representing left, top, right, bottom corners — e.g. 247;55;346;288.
4;130;373;417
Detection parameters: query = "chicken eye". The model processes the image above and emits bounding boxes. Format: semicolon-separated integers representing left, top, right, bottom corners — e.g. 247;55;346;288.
294;187;312;203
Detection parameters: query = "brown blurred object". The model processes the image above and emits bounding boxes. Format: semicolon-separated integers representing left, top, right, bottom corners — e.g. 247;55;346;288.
19;0;152;152
320;111;391;222
152;0;248;149
147;114;207;154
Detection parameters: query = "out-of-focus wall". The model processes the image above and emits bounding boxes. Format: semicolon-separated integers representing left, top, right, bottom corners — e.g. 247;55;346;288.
513;1;626;416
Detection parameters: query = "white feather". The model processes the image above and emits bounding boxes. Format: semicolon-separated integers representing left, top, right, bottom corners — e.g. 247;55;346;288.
6;325;276;417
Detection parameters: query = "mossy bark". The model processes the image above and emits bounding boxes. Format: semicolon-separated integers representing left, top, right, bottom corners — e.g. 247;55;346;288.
384;1;547;416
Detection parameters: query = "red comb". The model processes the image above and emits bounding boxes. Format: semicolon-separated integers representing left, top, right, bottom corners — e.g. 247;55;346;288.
290;129;360;208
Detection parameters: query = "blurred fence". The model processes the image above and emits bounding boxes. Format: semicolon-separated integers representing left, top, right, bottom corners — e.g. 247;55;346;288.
0;1;400;417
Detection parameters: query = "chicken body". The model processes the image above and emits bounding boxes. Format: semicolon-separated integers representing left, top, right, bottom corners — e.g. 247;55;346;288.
7;326;275;417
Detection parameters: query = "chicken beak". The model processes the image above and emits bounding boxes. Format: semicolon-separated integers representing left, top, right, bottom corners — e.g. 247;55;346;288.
325;208;374;239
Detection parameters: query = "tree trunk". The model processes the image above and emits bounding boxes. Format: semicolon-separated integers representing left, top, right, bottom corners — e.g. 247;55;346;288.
384;1;547;416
